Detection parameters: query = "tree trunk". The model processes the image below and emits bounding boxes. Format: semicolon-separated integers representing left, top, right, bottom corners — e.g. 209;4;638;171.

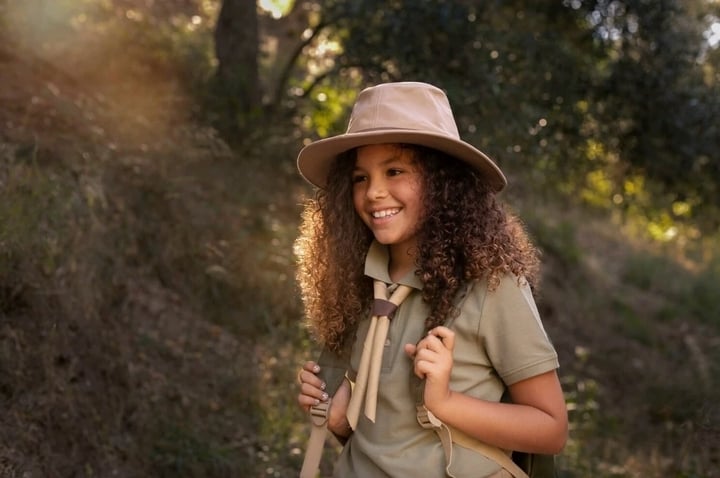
212;0;260;141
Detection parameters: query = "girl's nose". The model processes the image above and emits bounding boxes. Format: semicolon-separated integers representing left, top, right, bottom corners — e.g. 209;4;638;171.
367;177;388;199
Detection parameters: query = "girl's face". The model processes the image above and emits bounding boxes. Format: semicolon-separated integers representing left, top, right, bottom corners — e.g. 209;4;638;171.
352;144;424;260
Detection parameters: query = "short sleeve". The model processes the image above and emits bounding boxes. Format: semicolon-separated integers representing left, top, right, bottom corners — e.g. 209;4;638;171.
479;275;559;385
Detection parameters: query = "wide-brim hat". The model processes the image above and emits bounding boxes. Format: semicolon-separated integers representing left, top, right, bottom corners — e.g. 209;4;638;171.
297;81;506;191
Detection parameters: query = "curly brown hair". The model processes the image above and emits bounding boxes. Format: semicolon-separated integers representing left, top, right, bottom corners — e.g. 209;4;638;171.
295;145;540;354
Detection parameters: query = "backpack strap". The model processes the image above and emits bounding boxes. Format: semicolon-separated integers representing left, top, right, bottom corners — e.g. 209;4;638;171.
299;346;349;478
413;281;530;478
416;405;529;478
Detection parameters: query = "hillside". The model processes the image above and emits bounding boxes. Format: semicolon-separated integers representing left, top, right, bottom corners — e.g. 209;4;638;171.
0;40;305;477
1;42;718;478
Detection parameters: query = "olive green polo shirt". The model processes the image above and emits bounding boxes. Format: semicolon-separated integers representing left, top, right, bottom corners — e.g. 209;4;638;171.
334;241;559;477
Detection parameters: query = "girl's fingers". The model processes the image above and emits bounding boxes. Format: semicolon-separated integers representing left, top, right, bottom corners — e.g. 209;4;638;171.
404;342;417;358
300;383;329;402
298;369;321;387
303;361;321;373
298;362;325;389
298;394;326;412
412;328;455;380
412;348;439;377
425;326;455;352
296;361;328;413
418;335;445;354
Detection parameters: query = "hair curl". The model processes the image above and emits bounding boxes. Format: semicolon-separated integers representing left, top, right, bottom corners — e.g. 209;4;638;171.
295;145;539;353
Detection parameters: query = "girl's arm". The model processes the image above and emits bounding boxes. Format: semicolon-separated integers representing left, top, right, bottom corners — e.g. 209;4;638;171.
405;327;568;454
297;361;353;439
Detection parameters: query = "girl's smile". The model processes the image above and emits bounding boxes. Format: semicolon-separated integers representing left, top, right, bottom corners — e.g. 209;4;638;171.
370;207;400;219
352;144;424;278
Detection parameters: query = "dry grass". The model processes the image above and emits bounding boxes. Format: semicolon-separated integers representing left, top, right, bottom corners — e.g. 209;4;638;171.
0;41;308;477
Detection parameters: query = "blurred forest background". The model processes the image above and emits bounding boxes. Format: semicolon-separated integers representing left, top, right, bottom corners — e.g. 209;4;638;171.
1;0;719;477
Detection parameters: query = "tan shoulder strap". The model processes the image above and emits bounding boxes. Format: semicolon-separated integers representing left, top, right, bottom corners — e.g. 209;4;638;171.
416;406;529;478
300;400;332;478
299;346;349;478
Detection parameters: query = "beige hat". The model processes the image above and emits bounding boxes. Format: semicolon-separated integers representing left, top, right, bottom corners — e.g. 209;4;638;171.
296;81;506;191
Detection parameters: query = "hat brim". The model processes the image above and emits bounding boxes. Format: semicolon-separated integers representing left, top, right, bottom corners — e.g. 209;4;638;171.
297;129;507;191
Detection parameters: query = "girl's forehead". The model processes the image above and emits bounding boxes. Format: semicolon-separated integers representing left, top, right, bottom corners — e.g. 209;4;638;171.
354;144;415;167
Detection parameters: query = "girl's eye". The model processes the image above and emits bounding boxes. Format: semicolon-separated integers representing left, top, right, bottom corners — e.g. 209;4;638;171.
352;174;367;184
387;168;402;177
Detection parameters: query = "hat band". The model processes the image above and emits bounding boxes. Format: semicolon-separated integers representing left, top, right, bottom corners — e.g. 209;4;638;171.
346;126;460;139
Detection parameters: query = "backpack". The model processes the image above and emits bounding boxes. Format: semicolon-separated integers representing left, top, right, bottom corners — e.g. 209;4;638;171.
300;344;557;478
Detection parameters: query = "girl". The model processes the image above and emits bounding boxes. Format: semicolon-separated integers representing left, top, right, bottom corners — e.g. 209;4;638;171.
295;82;567;477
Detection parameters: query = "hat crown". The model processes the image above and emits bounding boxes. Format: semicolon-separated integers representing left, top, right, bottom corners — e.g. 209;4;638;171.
346;82;460;139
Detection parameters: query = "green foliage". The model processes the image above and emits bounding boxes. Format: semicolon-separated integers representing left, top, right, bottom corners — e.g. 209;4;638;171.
301;84;359;138
578;0;720;220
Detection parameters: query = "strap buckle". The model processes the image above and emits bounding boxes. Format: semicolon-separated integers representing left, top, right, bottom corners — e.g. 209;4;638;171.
310;400;330;426
416;405;442;429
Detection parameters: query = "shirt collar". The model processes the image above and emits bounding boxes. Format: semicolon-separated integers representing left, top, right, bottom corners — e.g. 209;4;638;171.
364;241;423;290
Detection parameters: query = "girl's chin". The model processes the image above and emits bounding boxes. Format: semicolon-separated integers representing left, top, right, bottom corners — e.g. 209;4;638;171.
373;236;415;249
372;233;398;244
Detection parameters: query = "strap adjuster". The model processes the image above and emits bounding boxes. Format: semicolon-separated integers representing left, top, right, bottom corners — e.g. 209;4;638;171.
416;405;442;429
310;400;330;426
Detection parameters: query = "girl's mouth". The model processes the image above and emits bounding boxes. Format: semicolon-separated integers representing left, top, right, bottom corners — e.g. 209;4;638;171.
371;208;400;219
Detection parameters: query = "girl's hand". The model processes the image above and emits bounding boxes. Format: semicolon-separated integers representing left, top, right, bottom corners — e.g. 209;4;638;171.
296;361;328;413
296;361;352;437
404;326;455;410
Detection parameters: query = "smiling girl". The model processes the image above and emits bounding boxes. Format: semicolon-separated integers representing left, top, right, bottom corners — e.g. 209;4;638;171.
295;82;567;478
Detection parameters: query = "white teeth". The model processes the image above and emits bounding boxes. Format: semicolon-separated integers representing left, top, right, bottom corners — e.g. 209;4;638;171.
372;208;400;218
